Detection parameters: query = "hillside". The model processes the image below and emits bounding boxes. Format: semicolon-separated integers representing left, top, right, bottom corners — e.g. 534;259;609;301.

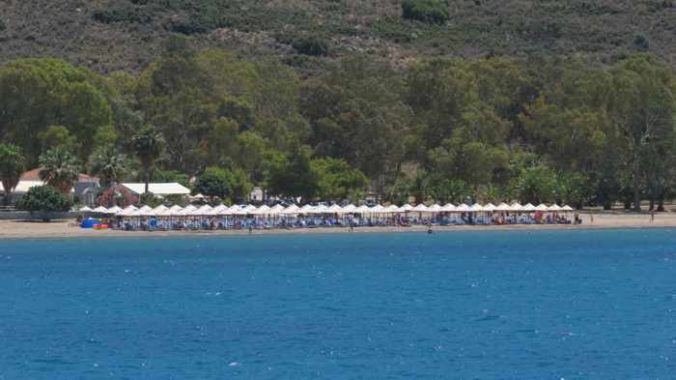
1;0;675;73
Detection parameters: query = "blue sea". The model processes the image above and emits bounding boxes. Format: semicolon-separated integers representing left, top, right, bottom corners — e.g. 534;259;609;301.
0;229;674;379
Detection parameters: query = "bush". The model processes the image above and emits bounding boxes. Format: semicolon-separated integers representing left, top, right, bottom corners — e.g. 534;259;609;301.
0;19;6;32
92;4;152;24
291;35;331;56
95;185;138;208
401;0;449;24
17;185;72;220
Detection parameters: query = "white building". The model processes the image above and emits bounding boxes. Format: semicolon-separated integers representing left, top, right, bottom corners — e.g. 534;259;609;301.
120;183;191;197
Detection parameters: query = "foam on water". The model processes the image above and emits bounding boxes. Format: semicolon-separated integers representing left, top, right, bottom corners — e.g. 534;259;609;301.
0;229;675;379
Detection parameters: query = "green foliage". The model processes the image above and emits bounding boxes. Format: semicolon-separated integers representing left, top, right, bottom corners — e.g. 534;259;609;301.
139;192;163;207
16;185;72;216
401;0;449;24
89;144;129;188
131;125;165;193
0;143;25;202
38;147;80;194
287;34;331;56
38;125;79;153
265;145;319;201
153;169;191;189
0;19;6;32
311;158;368;201
193;166;252;201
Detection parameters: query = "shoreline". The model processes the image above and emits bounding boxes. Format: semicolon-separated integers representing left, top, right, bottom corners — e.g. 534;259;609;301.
1;213;675;240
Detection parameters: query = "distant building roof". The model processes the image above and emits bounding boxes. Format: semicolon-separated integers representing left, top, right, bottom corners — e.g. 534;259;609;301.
21;168;98;182
121;183;191;196
0;180;44;193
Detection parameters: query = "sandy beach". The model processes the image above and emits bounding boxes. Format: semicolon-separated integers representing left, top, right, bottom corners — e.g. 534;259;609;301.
1;212;675;239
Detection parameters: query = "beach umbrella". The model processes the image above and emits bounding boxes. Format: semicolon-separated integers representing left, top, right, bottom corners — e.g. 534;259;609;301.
79;206;93;212
327;204;342;213
427;204;442;213
139;205;152;212
521;203;537;212
252;205;271;215
495;202;510;212
338;204;356;214
184;204;197;212
469;203;484;212
547;204;562;212
441;203;456;212
282;204;300;215
355;205;371;215
413;204;429;212
561;205;574;211
483;203;496;212
93;206;109;213
534;203;548;211
370;204;385;213
399;204;414;212
107;205;123;214
384;204;400;213
509;202;522;212
455;203;470;213
299;204;315;214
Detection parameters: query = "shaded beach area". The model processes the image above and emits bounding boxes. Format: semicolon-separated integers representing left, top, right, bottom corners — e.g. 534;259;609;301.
2;212;675;239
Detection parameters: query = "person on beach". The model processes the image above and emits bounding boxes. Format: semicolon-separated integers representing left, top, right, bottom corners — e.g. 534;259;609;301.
650;209;655;223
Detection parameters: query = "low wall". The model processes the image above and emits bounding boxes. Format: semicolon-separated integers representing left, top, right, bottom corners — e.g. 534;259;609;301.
0;211;77;221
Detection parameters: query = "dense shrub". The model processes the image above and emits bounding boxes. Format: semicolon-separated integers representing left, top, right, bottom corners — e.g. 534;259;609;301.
401;0;449;24
291;35;331;56
95;186;138;208
0;19;6;32
17;185;72;220
92;4;152;24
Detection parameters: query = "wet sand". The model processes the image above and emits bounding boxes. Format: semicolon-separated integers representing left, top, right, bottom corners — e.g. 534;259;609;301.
1;212;674;239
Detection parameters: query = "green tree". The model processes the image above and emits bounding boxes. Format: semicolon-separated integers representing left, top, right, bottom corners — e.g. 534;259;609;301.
0;143;26;204
89;144;129;188
131;126;165;194
37;125;79;153
266;145;318;202
193;167;232;199
16;185;72;221
38;147;80;194
512;164;558;204
311;158;368;201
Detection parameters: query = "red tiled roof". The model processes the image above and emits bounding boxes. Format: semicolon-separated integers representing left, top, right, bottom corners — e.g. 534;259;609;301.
21;168;99;182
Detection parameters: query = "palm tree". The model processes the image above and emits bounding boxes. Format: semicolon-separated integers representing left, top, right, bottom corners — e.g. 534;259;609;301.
38;147;80;194
0;143;26;204
131;126;165;194
89;144;129;188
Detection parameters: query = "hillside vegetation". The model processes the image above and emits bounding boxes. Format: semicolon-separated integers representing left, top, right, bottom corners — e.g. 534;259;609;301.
1;0;675;72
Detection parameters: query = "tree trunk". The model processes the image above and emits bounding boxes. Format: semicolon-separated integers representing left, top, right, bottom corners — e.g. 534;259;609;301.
657;192;665;212
649;197;655;211
144;166;150;194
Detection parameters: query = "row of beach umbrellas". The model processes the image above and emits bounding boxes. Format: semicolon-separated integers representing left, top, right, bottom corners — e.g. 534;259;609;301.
79;202;575;217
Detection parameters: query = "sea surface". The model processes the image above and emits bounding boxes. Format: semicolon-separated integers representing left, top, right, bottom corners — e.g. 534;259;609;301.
0;229;675;380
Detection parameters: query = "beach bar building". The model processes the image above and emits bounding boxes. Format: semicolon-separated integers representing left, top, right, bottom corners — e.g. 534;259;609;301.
120;183;191;198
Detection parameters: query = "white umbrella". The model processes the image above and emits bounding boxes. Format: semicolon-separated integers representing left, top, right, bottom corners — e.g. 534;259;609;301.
400;204;414;212
455;203;471;213
469;203;484;212
483;203;496;212
93;206;109;213
441;203;456;212
299;204;315;214
521;203;537;212
355;205;371;214
79;206;93;212
547;204;562;212
327;204;342;213
338;204;356;214
384;204;400;213
253;205;271;215
495;202;511;212
413;204;429;212
509;202;523;212
108;205;123;214
282;204;300;215
562;205;574;211
370;204;385;213
534;203;548;211
139;205;152;212
427;204;442;213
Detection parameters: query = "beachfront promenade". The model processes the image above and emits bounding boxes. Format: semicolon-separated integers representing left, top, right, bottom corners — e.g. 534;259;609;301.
79;202;578;232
